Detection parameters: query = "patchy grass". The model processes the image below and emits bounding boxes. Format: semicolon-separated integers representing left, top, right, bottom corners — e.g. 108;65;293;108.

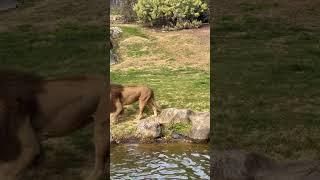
111;24;210;71
212;1;320;161
126;43;150;57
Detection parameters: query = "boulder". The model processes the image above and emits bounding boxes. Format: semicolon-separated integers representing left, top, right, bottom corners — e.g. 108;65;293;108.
211;150;320;180
138;108;210;141
110;27;123;39
158;108;193;124
136;117;162;138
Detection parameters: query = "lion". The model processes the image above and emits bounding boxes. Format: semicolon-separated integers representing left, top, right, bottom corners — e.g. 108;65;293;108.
110;83;161;122
0;69;109;180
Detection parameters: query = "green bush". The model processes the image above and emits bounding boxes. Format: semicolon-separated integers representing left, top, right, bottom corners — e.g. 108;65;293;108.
133;0;208;30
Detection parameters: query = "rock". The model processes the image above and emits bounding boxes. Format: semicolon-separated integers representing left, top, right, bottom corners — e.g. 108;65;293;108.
0;0;17;11
158;108;194;124
136;108;210;141
171;132;184;139
189;112;210;141
158;108;210;141
110;50;118;65
136;117;162;138
110;27;122;39
211;150;320;180
146;108;210;141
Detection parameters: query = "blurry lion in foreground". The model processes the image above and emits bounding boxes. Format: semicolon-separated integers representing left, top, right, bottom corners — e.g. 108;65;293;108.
0;69;109;180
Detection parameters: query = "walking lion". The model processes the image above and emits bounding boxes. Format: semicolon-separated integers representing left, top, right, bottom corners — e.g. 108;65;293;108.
0;69;109;180
110;83;161;123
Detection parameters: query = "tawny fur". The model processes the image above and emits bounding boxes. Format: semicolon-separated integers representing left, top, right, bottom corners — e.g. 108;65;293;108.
0;69;109;180
110;83;161;123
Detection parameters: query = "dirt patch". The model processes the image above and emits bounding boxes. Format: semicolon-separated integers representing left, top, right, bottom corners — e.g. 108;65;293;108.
111;24;210;71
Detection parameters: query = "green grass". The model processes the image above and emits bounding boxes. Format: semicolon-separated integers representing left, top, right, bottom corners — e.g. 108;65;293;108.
212;11;320;160
111;68;210;111
115;25;148;39
167;122;192;136
0;23;107;77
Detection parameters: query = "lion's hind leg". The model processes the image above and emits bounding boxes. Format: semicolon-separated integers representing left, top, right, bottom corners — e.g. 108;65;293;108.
147;97;161;117
137;99;148;120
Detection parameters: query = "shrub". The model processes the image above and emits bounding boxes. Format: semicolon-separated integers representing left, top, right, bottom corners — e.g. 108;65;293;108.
133;0;208;30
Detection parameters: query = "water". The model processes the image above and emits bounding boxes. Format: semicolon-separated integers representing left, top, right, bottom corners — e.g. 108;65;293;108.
110;143;210;179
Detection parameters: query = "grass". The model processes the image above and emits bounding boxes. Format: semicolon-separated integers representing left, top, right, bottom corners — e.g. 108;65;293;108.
111;68;210;111
126;43;150;57
212;2;320;160
167;122;192;136
115;25;148;39
0;23;107;77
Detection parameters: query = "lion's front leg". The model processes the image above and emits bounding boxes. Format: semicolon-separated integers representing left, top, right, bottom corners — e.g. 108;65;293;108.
0;117;40;180
112;97;123;124
87;121;109;180
87;94;109;180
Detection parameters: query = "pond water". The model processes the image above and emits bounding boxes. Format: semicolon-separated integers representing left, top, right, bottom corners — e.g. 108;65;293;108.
110;143;210;179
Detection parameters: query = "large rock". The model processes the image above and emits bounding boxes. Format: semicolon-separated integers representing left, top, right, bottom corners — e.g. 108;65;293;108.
110;27;122;39
211;150;320;180
0;0;17;11
136;117;162;138
158;108;193;124
159;108;210;140
139;108;210;141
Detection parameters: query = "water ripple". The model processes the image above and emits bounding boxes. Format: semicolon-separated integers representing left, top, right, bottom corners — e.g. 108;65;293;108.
111;143;209;179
